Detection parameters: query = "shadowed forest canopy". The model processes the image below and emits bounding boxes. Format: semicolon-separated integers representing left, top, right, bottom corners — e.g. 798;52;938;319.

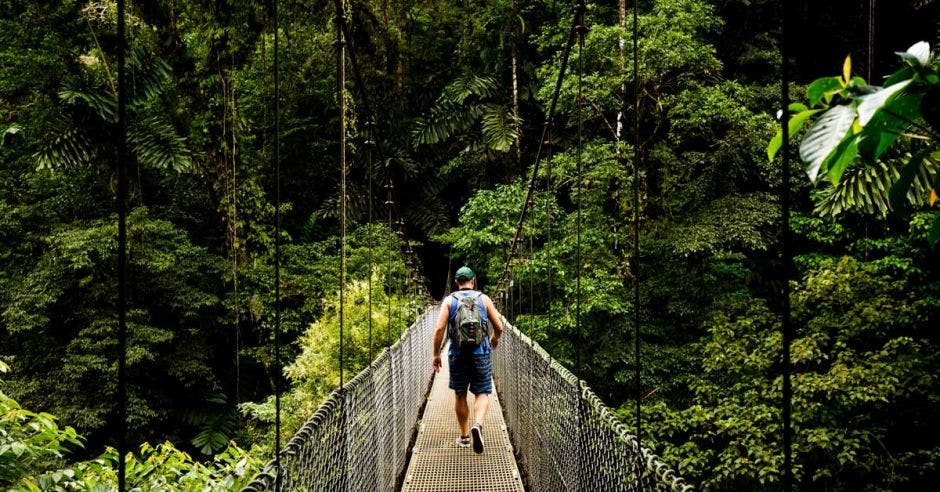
0;0;938;490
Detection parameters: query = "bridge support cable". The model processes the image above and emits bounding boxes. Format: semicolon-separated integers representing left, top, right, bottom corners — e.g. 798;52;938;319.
573;2;589;490
366;117;376;361
272;0;283;488
333;2;351;488
242;309;439;491
778;0;794;489
115;0;128;489
492;318;693;491
631;0;643;488
333;0;348;393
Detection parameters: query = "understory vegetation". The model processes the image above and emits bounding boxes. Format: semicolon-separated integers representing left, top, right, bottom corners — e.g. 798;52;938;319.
1;0;938;490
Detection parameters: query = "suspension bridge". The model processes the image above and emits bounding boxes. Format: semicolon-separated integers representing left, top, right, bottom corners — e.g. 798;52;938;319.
241;309;692;491
99;0;803;488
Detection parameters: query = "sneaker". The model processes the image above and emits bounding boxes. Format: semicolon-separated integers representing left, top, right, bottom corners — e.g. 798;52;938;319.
456;435;471;448
471;423;484;454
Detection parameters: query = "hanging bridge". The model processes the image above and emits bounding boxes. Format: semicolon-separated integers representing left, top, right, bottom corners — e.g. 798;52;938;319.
242;308;692;491
98;0;802;488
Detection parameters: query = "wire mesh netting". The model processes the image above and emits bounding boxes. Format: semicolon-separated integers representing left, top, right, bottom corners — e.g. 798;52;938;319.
493;317;694;492
241;307;437;492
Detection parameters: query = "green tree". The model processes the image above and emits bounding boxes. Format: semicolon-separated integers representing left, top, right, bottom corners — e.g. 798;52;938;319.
646;257;939;490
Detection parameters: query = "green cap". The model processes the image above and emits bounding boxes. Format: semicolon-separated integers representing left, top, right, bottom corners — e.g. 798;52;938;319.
455;266;475;281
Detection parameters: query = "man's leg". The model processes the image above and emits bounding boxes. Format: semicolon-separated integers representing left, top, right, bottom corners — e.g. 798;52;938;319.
472;392;489;426
455;391;470;437
469;354;493;453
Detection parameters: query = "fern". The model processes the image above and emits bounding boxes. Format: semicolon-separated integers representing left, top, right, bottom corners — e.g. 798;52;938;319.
128;116;192;172
815;159;938;217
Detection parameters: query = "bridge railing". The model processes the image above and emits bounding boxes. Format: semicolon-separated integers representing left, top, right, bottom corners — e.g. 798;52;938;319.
494;318;694;492
242;306;437;492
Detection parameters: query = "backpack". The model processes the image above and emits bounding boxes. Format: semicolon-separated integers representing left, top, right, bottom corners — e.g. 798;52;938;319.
452;292;486;352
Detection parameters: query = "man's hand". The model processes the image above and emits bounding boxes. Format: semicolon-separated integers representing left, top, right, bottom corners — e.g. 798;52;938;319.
490;335;499;349
433;354;442;373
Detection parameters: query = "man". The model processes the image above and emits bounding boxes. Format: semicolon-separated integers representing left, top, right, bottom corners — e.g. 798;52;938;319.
432;266;504;454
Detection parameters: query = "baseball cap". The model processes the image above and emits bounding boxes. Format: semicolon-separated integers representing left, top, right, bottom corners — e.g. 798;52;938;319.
454;266;475;281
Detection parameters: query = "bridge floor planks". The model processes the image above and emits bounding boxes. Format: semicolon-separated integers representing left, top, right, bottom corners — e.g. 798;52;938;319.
402;352;524;492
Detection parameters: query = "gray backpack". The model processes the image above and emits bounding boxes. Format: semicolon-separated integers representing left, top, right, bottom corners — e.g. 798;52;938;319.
453;292;485;351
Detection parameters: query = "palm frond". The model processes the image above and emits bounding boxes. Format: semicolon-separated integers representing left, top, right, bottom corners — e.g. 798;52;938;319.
128;116;193;171
59;83;117;123
34;119;97;171
412;101;483;146
815;158;938;217
481;104;519;152
127;46;172;106
442;73;499;104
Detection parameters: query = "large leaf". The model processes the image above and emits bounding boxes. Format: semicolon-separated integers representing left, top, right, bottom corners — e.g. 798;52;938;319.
822;134;859;185
807;77;843;106
800;105;856;182
856;80;912;126
480;104;519;152
857;92;923;162
767;109;821;162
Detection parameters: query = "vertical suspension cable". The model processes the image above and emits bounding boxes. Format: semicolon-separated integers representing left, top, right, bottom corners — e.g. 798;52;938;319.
631;0;643;487
780;0;794;489
396;221;405;336
334;0;347;391
574;2;588;488
545;121;554;336
272;1;282;488
366;117;375;361
386;180;393;346
115;0;127;490
574;0;586;381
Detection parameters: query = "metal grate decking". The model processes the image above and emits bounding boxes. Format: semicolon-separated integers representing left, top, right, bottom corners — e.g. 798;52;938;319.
402;351;525;492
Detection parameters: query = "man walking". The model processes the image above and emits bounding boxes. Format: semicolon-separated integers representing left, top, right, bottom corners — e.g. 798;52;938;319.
432;266;504;454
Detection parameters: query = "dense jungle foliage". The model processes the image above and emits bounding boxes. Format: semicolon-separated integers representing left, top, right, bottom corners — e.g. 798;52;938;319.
1;0;938;490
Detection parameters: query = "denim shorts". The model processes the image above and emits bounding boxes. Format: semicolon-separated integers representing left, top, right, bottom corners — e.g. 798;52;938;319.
448;353;493;395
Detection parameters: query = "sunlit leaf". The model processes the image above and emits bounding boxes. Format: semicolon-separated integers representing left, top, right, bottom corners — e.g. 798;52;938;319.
807;77;843;106
800;105;856;182
857;80;911;126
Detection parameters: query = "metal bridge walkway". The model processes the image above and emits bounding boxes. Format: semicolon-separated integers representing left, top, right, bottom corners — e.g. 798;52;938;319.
402;350;524;492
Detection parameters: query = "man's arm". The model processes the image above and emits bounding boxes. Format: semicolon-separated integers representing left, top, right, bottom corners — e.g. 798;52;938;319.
483;295;504;348
432;298;450;372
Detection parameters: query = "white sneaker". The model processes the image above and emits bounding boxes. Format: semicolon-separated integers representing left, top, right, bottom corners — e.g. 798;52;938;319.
456;435;471;448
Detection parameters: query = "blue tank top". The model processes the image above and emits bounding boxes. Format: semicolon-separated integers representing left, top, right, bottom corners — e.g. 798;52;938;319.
447;290;491;356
